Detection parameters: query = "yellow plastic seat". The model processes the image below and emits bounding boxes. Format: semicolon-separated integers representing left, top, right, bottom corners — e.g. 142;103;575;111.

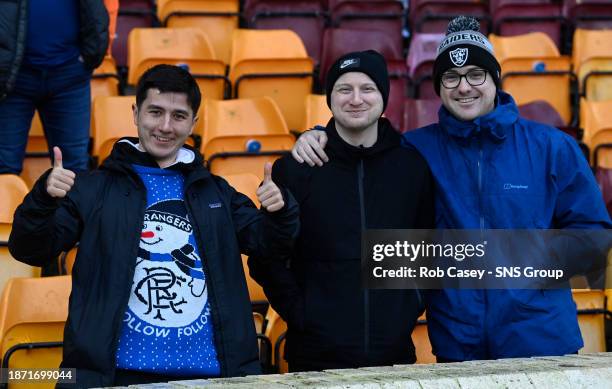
200;97;295;180
573;29;612;101
489;33;574;125
157;0;239;64
412;312;435;364
0;276;71;389
0;224;40;303
127;27;227;100
580;99;612;168
0;175;28;224
91;96;138;165
91;56;120;101
572;289;608;353
302;94;332;133
229;29;314;131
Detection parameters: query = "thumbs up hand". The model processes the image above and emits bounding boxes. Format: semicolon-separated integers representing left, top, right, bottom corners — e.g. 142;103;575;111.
256;162;284;212
46;147;76;198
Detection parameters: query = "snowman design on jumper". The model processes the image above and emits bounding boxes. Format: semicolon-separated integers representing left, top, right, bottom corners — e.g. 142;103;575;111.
129;199;207;328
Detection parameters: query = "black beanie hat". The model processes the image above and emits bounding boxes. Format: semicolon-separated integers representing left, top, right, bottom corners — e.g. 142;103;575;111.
432;16;501;96
325;50;390;111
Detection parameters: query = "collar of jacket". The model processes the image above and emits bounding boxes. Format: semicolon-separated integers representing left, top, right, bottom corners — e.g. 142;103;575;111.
325;117;401;161
99;137;211;188
437;91;519;143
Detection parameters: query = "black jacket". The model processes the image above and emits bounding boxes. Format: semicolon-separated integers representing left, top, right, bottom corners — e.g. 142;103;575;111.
249;119;435;370
0;0;109;99
9;139;299;387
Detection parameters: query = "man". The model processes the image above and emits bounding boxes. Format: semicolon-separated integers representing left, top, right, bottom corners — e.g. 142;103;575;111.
291;17;611;361
9;64;299;387
0;0;108;174
249;50;434;372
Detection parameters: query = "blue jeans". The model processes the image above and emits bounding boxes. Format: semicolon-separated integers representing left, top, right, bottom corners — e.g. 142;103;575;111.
0;57;91;174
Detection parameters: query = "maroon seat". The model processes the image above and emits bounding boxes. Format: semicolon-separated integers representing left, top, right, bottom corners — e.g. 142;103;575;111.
517;100;583;140
406;33;443;98
410;0;491;34
402;98;441;133
320;28;407;130
595;165;612;218
492;3;564;50
243;0;327;65
328;1;405;57
112;0;158;69
564;0;612;30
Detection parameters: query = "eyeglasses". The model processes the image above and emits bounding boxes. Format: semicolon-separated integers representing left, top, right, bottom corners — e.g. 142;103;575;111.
441;69;487;89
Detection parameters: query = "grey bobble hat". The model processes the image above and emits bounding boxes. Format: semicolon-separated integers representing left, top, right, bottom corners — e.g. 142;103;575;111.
432;16;501;95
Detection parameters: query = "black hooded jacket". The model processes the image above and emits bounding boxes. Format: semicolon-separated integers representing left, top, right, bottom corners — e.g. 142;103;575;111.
9;139;299;387
249;118;435;370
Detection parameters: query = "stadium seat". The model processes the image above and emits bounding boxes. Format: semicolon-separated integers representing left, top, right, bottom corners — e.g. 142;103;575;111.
0;276;71;388
243;0;327;65
572;29;612;101
112;0;158;69
221;173;268;305
564;0;612;31
409;0;490;34
91;96;138;165
596;167;612;217
490;33;576;126
572;289;609;353
21;112;51;189
229;29;315;131
319;28;407;130
264;307;288;373
406;33;444;99
490;0;564;50
0;175;28;224
413;313;435;364
580;99;612;167
328;0;405;56
127;27;227;100
402;98;440;133
199;97;295;180
91;56;120;101
0;224;40;301
302;94;332;133
157;0;240;65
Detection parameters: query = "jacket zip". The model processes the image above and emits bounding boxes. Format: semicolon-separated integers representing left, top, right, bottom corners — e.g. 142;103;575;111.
110;180;147;384
357;158;369;362
184;188;228;377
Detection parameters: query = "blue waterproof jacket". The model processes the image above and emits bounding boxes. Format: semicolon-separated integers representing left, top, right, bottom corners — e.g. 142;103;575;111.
404;92;611;360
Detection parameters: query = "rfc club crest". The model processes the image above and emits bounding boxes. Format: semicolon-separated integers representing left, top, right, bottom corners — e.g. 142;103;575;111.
449;48;469;67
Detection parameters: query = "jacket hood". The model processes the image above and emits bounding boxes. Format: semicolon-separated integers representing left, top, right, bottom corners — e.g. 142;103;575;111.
438;91;519;142
325;117;401;161
100;137;210;185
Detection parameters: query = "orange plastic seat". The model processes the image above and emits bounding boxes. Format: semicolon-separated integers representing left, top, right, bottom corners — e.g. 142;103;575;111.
91;96;138;165
0;224;40;303
91;56;120;101
490;33;574;125
157;0;239;64
222;173;268;305
580;99;612;168
302;94;332;133
0;276;71;389
127;27;227;100
200;97;295;180
264;307;287;373
229;29;314;131
0;175;29;224
572;289;608;353
413;312;435;364
572;29;612;101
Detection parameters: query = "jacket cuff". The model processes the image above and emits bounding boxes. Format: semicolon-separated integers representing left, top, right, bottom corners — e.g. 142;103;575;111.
31;169;62;209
